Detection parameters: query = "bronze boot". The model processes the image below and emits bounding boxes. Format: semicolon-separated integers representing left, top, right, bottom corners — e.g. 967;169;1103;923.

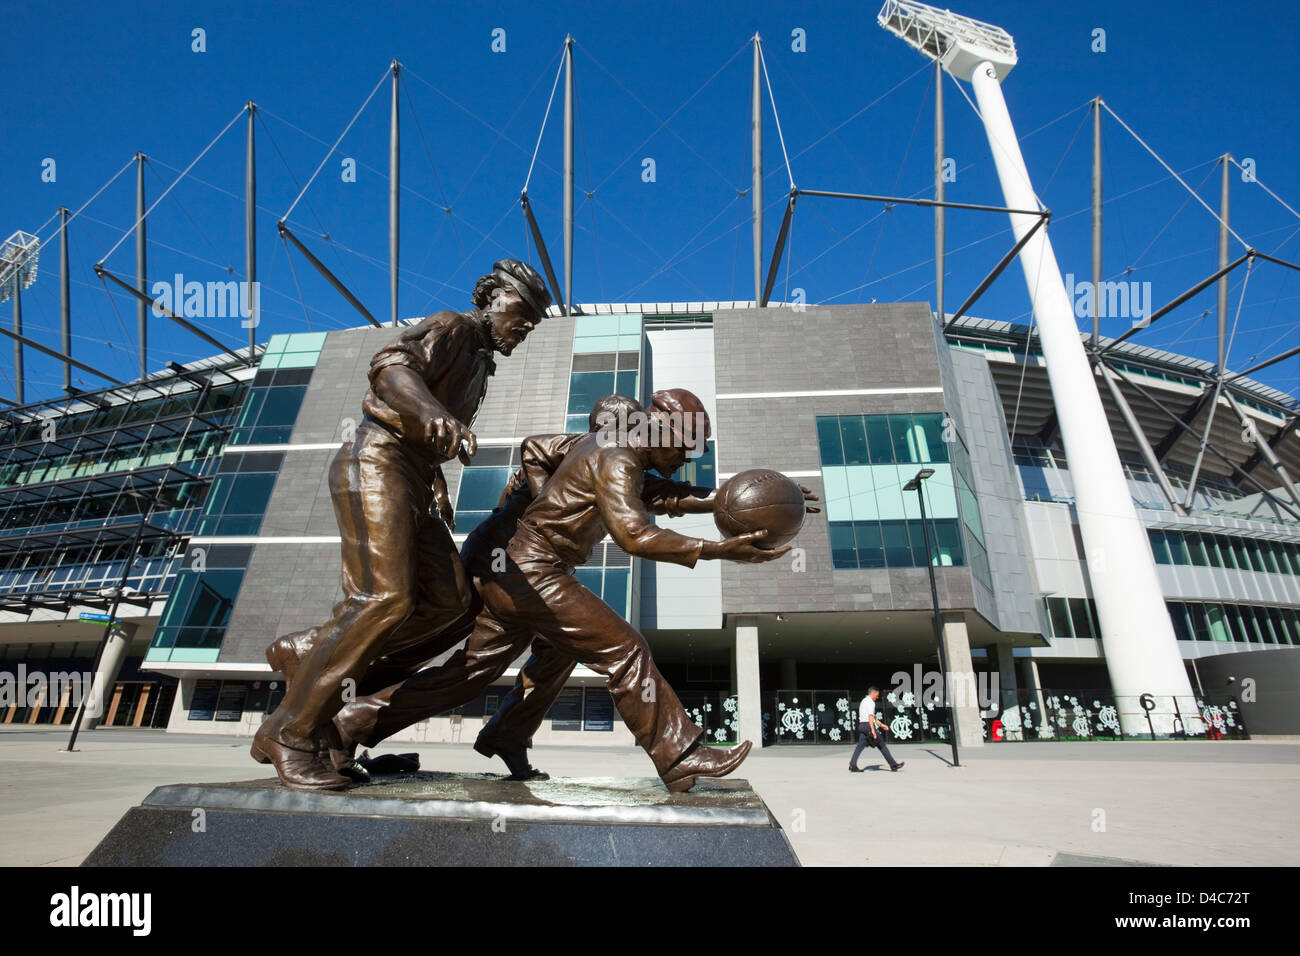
250;730;351;792
474;732;549;781
661;739;753;793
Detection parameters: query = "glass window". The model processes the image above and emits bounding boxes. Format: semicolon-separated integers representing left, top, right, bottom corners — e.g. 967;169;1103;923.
1047;597;1072;638
1266;608;1287;644
907;520;929;566
1188;603;1210;641
1150;530;1172;565
1202;536;1224;569
933;519;964;566
854;521;886;568
1068;598;1094;640
1206;604;1231;642
456;467;511;513
881;521;914;568
1239;606;1263;643
816;418;844;466
1167;602;1194;642
575;568;603;595
1246;541;1267;573
911;413;950;463
829;523;857;569
614;370;638;400
453;511;492;536
1187;534;1209;567
567;371;616;415
223;473;277;516
602;568;630;618
840;417;870;465
865;417;894;464
889;415;915;463
1282;608;1300;645
255;386;307;428
1262;542;1282;574
1218;535;1238;570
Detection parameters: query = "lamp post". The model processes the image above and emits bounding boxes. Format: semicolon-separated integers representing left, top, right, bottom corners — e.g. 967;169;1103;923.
904;467;959;767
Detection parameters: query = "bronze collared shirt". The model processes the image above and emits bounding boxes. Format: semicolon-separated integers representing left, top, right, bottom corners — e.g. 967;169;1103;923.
511;433;707;570
362;310;496;464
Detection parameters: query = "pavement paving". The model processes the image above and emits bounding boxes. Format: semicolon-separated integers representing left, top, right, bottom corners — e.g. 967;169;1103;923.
1;726;1295;866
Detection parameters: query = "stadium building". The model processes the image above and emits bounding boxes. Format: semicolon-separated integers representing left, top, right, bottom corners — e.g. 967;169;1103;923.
6;3;1300;747
2;300;1296;745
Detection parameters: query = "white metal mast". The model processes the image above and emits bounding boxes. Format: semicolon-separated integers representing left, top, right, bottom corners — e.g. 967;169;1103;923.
879;0;1201;735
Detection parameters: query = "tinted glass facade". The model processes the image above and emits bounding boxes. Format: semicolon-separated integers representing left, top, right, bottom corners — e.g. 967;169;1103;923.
817;412;983;575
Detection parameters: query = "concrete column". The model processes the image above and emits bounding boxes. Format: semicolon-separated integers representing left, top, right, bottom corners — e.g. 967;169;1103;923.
940;612;983;748
779;657;798;691
734;621;763;748
79;621;136;731
989;642;1020;713
1018;657;1049;717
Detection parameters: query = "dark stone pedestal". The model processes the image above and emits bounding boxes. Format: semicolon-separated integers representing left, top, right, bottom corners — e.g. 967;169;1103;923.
83;772;799;867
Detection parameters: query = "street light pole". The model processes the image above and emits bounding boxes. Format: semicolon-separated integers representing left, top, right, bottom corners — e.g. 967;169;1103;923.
906;468;960;767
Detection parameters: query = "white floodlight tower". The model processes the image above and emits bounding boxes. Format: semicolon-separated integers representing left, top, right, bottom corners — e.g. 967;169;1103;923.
879;1;1201;736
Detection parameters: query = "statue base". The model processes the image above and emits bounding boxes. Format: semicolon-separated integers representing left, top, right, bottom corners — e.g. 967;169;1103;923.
82;771;800;867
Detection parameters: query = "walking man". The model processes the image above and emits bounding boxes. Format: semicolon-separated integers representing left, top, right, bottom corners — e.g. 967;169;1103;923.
849;686;904;773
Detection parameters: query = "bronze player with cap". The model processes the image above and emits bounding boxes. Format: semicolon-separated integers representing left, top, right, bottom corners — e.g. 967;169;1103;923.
252;259;552;791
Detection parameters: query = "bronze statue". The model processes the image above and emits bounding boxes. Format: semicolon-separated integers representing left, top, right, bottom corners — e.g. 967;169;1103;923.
252;258;552;791
332;393;727;781
331;389;816;793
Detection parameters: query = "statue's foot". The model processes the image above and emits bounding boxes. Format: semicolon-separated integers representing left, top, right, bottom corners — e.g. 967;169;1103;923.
251;730;351;792
475;734;549;781
320;720;368;782
661;739;752;794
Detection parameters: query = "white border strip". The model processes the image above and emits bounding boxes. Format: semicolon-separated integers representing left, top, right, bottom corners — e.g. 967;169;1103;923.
718;470;821;480
188;536;342;545
716;387;944;399
223;443;342;453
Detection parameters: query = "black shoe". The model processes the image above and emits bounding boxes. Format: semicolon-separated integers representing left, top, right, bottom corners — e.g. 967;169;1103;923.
476;735;547;781
848;766;864;773
891;761;905;772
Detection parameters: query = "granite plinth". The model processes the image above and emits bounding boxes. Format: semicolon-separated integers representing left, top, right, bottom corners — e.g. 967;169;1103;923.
82;771;800;867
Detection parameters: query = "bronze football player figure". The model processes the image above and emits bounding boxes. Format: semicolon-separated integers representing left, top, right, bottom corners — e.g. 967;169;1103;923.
334;389;811;792
252;258;551;791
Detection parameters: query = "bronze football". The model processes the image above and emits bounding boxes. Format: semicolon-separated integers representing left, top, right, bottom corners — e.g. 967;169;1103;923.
714;468;806;549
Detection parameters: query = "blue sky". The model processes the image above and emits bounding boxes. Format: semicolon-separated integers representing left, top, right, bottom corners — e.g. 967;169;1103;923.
3;0;1298;403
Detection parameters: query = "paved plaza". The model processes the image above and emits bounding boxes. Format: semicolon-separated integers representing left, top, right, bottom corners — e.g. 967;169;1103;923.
1;727;1296;866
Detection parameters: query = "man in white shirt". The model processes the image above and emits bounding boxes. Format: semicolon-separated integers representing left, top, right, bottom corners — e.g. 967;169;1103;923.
849;686;904;773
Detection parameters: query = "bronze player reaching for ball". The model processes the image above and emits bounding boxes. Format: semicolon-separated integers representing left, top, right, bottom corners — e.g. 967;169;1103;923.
333;388;819;792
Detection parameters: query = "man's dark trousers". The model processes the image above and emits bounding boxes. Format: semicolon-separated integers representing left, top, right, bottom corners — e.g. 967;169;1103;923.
850;721;899;770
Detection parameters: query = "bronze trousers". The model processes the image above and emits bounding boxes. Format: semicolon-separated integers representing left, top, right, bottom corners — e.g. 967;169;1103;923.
265;422;474;744
338;557;702;774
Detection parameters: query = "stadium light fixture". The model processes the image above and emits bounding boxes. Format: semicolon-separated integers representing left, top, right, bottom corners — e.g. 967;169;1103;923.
879;1;1202;738
0;231;41;305
877;0;1016;81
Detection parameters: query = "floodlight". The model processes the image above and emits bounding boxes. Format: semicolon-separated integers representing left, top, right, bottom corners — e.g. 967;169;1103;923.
877;0;1017;81
0;231;41;305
